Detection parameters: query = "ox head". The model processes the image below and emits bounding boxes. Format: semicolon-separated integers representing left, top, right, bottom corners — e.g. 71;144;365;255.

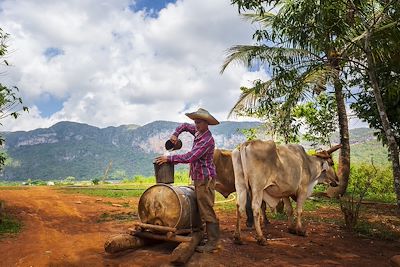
314;144;342;187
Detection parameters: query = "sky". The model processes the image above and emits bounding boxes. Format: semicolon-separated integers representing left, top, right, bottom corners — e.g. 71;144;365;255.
0;0;367;131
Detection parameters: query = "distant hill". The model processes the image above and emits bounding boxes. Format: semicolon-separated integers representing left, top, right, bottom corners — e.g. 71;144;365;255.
0;122;389;181
0;121;260;181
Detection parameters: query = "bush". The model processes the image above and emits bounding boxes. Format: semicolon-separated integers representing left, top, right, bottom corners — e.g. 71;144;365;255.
347;163;395;203
339;161;391;231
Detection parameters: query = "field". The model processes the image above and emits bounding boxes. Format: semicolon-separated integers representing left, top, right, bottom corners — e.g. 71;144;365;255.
1;183;399;267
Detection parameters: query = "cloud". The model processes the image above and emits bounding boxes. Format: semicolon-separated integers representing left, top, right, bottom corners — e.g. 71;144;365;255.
0;0;266;131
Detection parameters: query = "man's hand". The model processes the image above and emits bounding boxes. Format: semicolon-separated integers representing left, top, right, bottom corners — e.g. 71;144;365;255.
155;155;168;165
170;135;178;145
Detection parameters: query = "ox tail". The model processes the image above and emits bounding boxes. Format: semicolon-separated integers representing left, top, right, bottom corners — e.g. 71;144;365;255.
239;143;250;192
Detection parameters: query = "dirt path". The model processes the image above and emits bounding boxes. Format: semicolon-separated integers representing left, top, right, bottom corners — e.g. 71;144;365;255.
1;187;399;267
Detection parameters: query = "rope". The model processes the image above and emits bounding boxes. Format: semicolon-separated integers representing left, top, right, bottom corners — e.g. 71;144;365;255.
215;194;236;204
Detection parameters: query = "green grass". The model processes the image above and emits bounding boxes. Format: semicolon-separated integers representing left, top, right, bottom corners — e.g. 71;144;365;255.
0;186;30;190
97;212;138;223
303;197;340;211
215;192;236;211
0;214;22;236
60;187;146;198
354;221;400;241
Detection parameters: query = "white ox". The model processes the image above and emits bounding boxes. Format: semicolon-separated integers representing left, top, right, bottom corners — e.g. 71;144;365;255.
232;140;341;245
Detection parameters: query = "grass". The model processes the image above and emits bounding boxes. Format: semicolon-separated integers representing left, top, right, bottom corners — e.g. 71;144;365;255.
97;212;138;223
354;221;400;241
0;214;22;236
58;184;152;198
0;187;30;191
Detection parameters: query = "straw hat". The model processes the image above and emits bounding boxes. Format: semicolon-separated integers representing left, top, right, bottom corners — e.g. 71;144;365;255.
185;108;220;125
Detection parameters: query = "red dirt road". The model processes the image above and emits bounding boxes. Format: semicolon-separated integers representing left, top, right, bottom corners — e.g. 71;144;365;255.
1;187;399;267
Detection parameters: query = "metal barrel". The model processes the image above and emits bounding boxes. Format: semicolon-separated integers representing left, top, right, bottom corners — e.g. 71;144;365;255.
138;184;200;230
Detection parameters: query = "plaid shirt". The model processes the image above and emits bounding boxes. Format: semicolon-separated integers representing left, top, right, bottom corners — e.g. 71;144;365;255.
167;123;216;181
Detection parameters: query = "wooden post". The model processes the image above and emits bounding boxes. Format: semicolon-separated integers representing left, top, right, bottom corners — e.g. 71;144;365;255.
170;231;203;266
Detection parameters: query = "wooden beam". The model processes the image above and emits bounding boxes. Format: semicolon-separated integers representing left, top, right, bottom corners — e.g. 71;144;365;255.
104;234;148;254
132;221;177;233
170;231;203;265
134;231;192;243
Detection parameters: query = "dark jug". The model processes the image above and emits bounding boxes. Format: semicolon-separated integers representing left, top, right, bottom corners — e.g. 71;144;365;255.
165;139;182;151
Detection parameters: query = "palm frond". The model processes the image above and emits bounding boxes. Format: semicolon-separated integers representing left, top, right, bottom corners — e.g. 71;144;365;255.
220;45;318;74
228;80;274;118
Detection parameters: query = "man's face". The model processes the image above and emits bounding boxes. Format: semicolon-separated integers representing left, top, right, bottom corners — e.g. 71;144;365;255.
194;119;208;132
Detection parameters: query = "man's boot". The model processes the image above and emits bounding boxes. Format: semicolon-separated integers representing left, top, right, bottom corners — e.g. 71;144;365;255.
196;222;220;253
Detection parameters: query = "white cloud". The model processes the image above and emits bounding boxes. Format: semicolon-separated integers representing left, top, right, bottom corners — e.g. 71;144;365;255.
0;0;266;131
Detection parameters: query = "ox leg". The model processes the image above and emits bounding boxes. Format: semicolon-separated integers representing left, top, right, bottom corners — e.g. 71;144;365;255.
245;191;254;228
294;195;307;236
252;193;267;246
282;197;295;232
261;201;270;228
234;190;247;245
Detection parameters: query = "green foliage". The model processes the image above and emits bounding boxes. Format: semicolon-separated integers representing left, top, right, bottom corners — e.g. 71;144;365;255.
0;28;28;171
64;176;76;185
340;162;395;231
347;163;395;203
294;93;338;147
92;178;100;185
241;128;258;141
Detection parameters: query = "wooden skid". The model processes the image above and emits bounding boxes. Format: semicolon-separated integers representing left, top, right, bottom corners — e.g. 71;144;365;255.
132;221;177;233
133;231;192;243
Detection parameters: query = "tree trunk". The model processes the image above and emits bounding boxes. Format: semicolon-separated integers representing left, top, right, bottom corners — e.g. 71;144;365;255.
365;36;400;210
327;71;351;198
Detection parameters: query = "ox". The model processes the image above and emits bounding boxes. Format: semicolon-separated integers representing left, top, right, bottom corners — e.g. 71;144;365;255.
213;149;269;228
232;140;341;245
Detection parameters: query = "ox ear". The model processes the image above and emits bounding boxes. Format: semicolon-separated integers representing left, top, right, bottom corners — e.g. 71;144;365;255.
327;144;342;154
322;161;329;171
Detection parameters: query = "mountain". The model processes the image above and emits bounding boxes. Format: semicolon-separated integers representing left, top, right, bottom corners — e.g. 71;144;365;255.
0;122;389;181
0;121;261;181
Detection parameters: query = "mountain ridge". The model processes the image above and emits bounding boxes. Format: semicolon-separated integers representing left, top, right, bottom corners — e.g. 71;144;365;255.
0;121;388;181
0;120;261;180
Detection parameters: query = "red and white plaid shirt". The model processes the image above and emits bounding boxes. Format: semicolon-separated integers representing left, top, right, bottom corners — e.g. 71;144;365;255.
167;123;216;181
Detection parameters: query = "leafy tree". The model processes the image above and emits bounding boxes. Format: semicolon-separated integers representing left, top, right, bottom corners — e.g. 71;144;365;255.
0;28;28;169
294;93;338;147
340;0;400;208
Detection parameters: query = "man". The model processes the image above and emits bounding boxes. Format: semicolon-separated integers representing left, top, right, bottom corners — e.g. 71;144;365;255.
155;108;220;253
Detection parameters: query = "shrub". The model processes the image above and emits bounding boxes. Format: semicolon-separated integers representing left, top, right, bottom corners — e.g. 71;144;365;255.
340;162;377;231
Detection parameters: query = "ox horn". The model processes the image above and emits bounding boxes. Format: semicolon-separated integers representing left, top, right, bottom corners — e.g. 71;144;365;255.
327;144;342;154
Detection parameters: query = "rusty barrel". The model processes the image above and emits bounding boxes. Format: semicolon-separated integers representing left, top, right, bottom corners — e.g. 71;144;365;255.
138;184;200;230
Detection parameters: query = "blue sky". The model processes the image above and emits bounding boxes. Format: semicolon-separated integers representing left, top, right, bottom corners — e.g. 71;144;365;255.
0;0;367;131
129;0;177;15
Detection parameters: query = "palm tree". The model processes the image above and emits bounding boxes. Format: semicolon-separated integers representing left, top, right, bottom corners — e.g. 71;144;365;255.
222;0;351;197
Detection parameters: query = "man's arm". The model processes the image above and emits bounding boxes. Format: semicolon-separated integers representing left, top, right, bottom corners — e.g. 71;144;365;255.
172;123;196;137
168;136;213;164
